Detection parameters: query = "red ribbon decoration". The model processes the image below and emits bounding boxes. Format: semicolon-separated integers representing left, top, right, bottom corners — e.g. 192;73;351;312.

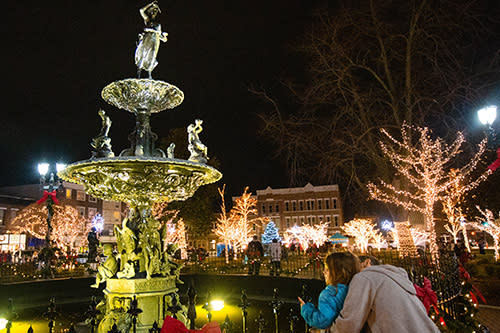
488;148;500;172
414;278;438;313
161;316;221;333
37;190;59;205
472;284;487;304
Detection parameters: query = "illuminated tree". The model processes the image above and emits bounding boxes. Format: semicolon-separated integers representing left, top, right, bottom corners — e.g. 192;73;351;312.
471;207;500;261
341;218;379;253
368;123;487;258
213;185;238;263
410;228;430;248
283;222;329;250
393;222;418;257
152;202;187;258
256;1;500;214
11;200;87;254
231;187;267;252
370;230;386;251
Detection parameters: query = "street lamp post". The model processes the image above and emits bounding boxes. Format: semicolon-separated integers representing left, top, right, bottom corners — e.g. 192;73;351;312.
37;163;65;247
477;105;497;148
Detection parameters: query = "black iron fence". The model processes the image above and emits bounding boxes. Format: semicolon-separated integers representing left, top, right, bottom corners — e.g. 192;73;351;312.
0;249;468;332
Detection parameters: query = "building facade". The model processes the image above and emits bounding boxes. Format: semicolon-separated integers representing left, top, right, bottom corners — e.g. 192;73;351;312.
256;183;344;235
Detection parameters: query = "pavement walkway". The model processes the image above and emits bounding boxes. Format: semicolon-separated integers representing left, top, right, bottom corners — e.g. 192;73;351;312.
478;305;500;333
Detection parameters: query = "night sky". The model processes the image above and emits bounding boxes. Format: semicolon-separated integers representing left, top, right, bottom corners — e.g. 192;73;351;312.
2;1;315;196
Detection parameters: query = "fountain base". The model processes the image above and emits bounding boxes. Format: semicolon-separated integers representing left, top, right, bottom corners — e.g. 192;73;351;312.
98;276;180;332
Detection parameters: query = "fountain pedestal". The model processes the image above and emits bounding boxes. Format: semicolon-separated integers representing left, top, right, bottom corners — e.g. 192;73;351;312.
99;276;177;332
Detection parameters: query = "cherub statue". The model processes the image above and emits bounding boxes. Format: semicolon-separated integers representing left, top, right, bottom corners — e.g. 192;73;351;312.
97;297;132;333
114;218;137;272
135;1;168;79
187;119;208;163
167;143;175;158
91;110;114;158
90;244;118;288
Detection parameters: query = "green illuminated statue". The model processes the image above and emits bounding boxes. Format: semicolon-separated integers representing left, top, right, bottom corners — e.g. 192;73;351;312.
135;1;168;79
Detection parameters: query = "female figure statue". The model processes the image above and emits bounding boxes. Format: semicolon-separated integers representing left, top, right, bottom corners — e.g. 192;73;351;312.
135;1;168;79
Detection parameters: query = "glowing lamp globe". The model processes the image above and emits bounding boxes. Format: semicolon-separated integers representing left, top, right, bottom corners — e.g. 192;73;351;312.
37;163;49;176
56;163;67;172
210;300;224;311
477;105;497;126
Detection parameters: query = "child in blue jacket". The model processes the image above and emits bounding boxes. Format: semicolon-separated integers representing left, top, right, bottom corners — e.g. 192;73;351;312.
298;251;360;329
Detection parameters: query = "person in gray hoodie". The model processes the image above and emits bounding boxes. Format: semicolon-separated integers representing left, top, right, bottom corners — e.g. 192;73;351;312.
332;263;440;333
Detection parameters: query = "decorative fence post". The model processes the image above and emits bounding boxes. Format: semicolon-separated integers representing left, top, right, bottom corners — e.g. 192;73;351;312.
301;284;311;332
287;307;299;333
84;296;101;333
270;288;283;333
221;314;233;333
6;298;18;333
27;326;33;333
127;296;143;333
255;311;266;333
202;290;213;323
43;297;58;333
149;321;161;332
108;323;120;333
187;282;197;329
238;289;250;333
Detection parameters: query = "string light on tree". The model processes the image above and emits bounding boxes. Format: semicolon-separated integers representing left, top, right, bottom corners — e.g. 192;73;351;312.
11;200;87;254
283;223;329;250
394;222;418;257
341;218;380;253
368;123;487;259
261;221;281;244
471;206;500;261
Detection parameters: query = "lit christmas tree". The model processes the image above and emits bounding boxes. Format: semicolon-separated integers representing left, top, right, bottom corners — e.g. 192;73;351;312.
261;221;281;244
11;200;87;254
368;123;487;258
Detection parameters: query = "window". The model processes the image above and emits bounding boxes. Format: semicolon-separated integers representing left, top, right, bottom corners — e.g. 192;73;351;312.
311;200;315;210
319;216;324;223
77;206;86;218
113;211;121;222
286;217;290;228
299;201;304;211
311;216;316;224
333;198;338;209
253;223;256;231
292;217;298;226
307;216;312;224
325;199;330;210
300;216;305;225
326;216;331;223
292;201;297;211
76;191;86;201
334;215;339;227
269;205;273;213
262;205;266;214
318;200;322;210
88;207;97;218
276;204;279;212
285;201;290;211
88;196;97;203
0;209;5;225
306;200;311;210
65;189;72;199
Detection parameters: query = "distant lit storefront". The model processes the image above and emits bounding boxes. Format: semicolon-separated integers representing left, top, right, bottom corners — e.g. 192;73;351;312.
0;233;26;251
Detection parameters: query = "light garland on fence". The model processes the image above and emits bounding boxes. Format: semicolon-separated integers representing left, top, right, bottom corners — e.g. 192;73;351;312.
367;123;487;259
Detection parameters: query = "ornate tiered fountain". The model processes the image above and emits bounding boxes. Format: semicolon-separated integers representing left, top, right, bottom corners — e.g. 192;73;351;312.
58;2;221;332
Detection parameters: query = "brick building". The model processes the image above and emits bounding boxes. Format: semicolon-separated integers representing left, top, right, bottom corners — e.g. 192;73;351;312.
255;183;344;236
